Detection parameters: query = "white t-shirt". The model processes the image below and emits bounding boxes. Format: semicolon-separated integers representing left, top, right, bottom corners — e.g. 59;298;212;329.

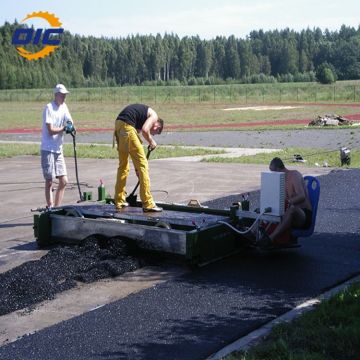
41;101;73;153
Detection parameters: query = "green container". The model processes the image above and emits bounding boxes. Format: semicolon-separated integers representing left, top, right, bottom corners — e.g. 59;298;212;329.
241;200;249;211
83;191;93;201
98;185;106;201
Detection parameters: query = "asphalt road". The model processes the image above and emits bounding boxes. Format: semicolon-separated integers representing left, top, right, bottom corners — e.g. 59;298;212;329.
0;128;359;150
0;169;359;360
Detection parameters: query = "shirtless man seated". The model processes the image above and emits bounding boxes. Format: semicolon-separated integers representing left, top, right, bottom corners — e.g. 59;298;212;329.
258;157;313;247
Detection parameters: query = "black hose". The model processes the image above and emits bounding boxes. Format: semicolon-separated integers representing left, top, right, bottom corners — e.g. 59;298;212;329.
71;131;83;201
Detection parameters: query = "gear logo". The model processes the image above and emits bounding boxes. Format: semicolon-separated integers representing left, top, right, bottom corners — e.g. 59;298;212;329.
12;11;64;60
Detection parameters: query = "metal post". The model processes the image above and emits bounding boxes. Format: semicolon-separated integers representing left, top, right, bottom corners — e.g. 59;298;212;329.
354;85;356;102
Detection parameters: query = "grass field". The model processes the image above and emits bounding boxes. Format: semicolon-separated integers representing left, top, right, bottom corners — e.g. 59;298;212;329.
203;147;360;168
1;143;358;168
0;101;360;131
0;81;360;131
1;81;360;104
0;82;359;163
0;143;225;159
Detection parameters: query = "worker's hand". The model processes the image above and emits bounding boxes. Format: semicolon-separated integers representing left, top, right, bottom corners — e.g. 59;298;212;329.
149;140;157;150
64;120;75;134
135;168;139;178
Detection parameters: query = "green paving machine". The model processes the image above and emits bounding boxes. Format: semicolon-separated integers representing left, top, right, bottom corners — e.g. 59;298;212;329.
33;201;251;266
33;171;309;266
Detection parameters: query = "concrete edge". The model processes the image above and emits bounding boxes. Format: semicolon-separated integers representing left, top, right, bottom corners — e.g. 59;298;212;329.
207;274;360;360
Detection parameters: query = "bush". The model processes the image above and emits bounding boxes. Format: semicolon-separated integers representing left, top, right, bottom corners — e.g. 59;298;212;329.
165;79;181;86
293;71;316;82
316;62;337;84
187;76;197;85
277;73;294;83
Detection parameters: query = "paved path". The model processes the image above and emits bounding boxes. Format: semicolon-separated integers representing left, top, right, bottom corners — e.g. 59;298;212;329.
0;128;359;150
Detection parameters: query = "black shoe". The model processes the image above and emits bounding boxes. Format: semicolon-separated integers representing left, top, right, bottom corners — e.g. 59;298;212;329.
143;206;163;213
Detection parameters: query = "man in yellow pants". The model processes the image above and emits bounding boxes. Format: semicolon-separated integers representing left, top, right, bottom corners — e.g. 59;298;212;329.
114;104;164;212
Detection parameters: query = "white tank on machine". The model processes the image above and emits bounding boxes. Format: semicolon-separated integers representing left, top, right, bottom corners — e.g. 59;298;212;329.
260;171;285;216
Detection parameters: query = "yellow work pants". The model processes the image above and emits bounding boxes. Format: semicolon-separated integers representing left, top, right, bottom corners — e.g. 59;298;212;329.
114;121;155;209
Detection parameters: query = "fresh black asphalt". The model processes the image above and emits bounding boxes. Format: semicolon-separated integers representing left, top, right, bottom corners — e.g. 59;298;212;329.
0;169;359;360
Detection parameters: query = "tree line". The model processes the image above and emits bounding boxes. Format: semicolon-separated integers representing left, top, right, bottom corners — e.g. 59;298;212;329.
0;21;360;89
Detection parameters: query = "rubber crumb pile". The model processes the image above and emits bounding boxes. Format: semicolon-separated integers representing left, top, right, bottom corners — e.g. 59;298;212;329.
0;236;150;316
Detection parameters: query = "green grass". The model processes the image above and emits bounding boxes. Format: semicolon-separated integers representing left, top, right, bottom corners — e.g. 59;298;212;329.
227;281;360;360
0;143;225;159
202;147;360;168
1;80;360;104
0;100;359;131
0;81;360;131
1;143;358;168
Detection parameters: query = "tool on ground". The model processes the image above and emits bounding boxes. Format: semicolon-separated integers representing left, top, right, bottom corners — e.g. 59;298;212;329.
126;146;153;206
65;120;83;202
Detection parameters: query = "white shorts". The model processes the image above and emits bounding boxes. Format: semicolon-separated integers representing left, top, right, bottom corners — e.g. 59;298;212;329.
41;150;67;180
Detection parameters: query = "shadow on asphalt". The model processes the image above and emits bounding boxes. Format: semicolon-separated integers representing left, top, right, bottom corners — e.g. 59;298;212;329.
11;241;38;251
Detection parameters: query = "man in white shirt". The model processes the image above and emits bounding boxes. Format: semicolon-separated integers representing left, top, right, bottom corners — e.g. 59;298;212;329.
41;84;74;207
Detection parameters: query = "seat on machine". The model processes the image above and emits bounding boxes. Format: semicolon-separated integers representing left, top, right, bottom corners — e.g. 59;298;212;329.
292;176;320;239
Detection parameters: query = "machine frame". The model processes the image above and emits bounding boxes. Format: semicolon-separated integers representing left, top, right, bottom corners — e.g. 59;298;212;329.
33;202;248;266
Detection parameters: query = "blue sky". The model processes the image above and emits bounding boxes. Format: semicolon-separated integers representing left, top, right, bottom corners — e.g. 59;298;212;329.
2;0;359;39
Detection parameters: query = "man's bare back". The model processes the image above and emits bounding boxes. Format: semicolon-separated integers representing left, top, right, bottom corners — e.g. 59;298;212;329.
285;170;312;211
